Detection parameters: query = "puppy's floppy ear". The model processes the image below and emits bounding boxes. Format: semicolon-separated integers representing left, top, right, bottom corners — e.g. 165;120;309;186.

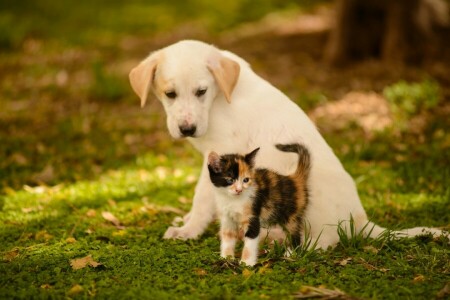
207;55;240;103
129;52;161;108
244;147;260;168
207;151;222;173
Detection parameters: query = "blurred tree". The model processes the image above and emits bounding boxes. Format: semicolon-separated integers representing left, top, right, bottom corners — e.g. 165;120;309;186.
325;0;449;65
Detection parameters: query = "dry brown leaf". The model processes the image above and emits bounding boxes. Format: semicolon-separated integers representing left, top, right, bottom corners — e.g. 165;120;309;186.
193;268;207;276
70;255;101;270
35;230;53;241
3;248;19;262
40;284;52;289
101;211;123;228
363;245;379;254
413;274;425;282
336;257;352;266
86;209;97;217
294;285;349;299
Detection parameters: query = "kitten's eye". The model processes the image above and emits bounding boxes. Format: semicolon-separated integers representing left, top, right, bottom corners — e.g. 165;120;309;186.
195;88;207;97
225;178;234;185
165;91;177;99
243;178;250;183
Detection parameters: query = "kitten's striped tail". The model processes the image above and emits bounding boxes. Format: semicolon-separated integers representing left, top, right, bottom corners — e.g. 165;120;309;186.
275;143;311;177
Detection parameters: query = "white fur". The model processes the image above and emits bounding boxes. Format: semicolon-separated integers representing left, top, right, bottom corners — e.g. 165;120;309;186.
241;237;260;266
130;40;446;249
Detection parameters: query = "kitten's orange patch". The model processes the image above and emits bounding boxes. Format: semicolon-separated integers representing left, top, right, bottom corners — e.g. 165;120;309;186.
237;159;252;181
222;230;237;240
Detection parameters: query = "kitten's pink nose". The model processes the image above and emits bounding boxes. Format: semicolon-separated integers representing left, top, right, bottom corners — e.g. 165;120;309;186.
235;189;242;195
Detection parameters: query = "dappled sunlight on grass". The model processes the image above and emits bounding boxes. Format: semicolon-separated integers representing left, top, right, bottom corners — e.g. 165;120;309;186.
0;152;200;251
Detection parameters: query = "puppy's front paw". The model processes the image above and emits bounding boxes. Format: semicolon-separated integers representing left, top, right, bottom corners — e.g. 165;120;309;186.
163;226;199;240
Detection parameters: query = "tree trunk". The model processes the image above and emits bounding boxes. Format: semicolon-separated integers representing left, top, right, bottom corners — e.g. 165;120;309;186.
325;0;449;66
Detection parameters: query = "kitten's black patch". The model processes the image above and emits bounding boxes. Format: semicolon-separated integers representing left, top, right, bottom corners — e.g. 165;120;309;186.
208;154;240;187
245;216;260;239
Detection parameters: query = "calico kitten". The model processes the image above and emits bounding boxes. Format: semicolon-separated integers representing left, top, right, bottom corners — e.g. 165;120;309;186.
207;143;311;266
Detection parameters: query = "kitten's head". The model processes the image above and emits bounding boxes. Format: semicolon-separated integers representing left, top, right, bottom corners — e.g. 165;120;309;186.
207;148;260;197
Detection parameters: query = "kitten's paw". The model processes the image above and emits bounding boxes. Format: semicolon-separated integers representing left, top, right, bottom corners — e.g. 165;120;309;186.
240;258;257;267
163;226;199;240
220;254;235;259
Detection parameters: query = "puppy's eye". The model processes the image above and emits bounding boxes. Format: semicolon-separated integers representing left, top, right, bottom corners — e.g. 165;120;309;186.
243;178;250;183
195;88;207;97
165;91;177;99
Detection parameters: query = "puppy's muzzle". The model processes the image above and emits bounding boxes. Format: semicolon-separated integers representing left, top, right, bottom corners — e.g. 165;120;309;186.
179;124;197;137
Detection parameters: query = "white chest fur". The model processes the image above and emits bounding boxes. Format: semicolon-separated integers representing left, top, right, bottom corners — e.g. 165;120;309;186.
214;189;254;223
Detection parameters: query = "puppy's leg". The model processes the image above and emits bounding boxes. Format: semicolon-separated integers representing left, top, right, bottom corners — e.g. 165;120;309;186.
163;162;216;239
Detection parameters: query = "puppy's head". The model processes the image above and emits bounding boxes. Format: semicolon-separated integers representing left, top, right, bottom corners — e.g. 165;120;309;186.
129;40;240;139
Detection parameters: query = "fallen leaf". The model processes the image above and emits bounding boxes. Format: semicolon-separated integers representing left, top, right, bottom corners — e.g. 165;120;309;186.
35;230;53;242
66;237;77;244
3;248;19;262
86;209;97;217
68;284;84;296
258;263;272;274
22;205;44;213
193;268;207;276
70;255;102;270
107;199;117;207
363;245;379;254
101;211;124;229
40;284;52;289
413;274;425;282
336;257;352;266
242;268;254;278
294;285;348;299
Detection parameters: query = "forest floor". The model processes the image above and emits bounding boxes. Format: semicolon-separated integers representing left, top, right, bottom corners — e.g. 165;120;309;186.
1;2;449;299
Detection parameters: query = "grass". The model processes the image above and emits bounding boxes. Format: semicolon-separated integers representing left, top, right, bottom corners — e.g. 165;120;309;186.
1;1;450;299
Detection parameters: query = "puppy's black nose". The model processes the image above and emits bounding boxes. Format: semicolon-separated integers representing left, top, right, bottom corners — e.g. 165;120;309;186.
179;125;196;137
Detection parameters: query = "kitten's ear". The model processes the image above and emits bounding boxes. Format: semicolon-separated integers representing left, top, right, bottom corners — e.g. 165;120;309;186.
207;152;222;173
245;147;260;167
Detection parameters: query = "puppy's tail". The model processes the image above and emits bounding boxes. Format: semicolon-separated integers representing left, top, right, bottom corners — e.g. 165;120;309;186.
275;143;311;178
362;221;448;241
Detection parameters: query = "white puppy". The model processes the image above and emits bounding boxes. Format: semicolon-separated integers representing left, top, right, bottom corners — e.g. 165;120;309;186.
129;40;444;249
